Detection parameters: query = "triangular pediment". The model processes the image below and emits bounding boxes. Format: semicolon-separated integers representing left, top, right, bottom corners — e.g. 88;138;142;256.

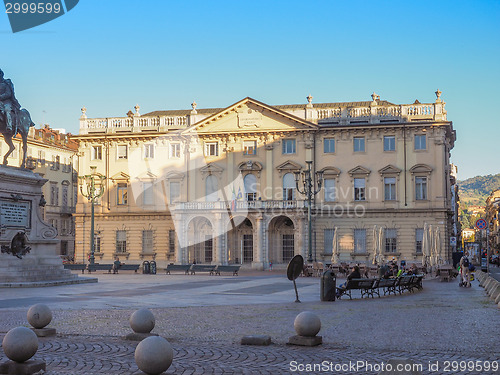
110;172;130;182
136;171;157;180
238;161;263;172
182;97;318;135
410;164;433;174
200;163;224;174
319;166;341;177
277;160;302;171
164;171;185;180
378;164;402;175
348;166;371;176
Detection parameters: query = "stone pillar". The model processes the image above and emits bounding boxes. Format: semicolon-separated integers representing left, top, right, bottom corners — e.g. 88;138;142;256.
176;215;186;264
252;215;264;270
265;145;273;200
215;214;223;265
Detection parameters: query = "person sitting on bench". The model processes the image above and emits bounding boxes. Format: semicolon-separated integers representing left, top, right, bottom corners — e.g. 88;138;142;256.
337;265;361;296
112;257;122;274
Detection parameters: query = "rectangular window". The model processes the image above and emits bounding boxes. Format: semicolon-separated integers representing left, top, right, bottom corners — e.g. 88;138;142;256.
116;230;127;253
142;230;154;254
169;181;180;203
283;187;295;201
62;185;68;208
415;134;426;150
38;150;45;166
170;143;181;158
117;145;128;159
94;235;101;253
324;178;336;202
354;229;366;253
168;230;176;254
243;140;256;155
353;137;365;152
323;138;335;153
282;234;294;262
117;183;128;205
144;144;155;159
384;177;396;201
354;178;365;201
246;192;256;201
50;183;59;206
143;182;153;205
204;142;218;156
204;237;213;263
385;228;397;253
324;228;335;255
92;146;102;160
415;228;424;254
243;234;253;263
282;139;296;154
415;177;427;200
384;136;395;151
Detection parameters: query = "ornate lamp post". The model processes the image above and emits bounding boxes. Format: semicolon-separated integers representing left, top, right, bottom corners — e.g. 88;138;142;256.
79;166;106;265
294;161;323;263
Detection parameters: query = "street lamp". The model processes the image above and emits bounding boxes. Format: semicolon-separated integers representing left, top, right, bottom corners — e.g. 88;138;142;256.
294;161;324;263
79;166;106;265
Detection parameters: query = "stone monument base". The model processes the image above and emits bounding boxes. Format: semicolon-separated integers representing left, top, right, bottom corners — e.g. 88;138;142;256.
0;166;92;287
0;359;46;375
287;335;322;346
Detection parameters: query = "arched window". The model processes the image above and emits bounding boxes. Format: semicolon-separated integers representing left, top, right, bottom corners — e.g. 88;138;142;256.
283;173;295;201
205;175;218;201
244;174;257;201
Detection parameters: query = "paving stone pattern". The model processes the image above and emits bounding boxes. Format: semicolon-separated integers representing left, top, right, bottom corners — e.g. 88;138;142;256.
0;271;498;374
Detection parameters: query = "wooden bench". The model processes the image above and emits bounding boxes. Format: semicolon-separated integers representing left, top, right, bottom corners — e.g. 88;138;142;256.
189;264;216;275
336;278;378;300
213;265;241;276
87;264;113;273
374;277;398;296
164;264;191;275
63;263;86;274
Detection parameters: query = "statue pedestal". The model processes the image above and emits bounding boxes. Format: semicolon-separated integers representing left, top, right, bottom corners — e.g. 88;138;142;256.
0;166;96;287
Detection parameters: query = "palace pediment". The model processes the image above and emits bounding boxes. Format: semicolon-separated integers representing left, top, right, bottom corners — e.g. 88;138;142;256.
348;166;371;176
182;97;318;135
409;164;433;174
110;172;130;182
378;165;402;175
136;171;157;181
276;160;302;172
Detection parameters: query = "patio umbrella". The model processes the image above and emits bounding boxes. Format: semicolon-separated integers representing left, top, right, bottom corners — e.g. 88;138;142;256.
435;227;442;265
372;225;379;265
330;227;339;264
422;223;429;267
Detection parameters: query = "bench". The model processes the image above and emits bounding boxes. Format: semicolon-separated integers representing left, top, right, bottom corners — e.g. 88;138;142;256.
336;278;378;300
164;264;191;275
374;277;398;296
189;264;216;275
63;263;86;274
87;264;113;273
114;264;140;273
214;265;241;276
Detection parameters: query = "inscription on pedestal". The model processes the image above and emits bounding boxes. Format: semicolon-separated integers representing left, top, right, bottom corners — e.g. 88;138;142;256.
0;199;31;228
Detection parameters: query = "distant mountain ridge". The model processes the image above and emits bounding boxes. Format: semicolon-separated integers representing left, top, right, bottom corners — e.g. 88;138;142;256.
458;173;500;205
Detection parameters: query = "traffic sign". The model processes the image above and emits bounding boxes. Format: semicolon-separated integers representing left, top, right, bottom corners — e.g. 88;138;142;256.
475;219;487;230
450;237;457;246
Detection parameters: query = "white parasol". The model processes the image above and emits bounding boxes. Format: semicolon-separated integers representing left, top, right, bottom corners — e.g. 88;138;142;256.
330;227;339;265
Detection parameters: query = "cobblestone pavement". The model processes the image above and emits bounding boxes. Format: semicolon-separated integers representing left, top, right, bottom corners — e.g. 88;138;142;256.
0;271;499;374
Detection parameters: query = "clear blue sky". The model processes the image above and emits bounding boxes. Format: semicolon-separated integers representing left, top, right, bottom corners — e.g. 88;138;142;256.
1;0;499;180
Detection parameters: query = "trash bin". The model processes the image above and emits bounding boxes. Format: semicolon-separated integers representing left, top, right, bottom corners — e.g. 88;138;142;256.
150;260;157;275
142;261;150;274
320;270;336;301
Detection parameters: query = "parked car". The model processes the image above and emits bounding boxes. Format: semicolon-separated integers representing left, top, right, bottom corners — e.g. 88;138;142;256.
491;254;499;266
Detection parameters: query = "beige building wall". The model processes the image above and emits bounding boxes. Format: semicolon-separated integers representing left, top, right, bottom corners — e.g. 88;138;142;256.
73;94;455;269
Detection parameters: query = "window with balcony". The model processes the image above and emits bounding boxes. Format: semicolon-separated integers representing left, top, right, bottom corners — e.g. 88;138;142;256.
50;183;59;206
283;173;296;200
282;139;296;154
244;174;257;201
205;175;218;201
169;181;180;203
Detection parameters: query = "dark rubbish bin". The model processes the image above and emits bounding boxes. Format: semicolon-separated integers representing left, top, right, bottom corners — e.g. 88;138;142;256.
142;261;150;274
150;260;157;275
320;270;336;301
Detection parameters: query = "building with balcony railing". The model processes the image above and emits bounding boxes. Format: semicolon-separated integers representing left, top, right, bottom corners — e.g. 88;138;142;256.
0;125;78;258
73;91;455;269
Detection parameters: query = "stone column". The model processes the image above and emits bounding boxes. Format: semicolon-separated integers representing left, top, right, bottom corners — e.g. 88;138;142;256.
265;145;273;200
176;214;186;264
215;214;223;265
252;215;264;270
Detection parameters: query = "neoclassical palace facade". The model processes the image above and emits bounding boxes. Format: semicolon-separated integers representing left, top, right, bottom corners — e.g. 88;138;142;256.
73;92;456;269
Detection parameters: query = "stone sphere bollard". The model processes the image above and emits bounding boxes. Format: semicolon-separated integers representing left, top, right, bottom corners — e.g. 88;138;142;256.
134;336;173;375
2;327;39;362
130;308;155;334
294;311;321;337
27;304;52;329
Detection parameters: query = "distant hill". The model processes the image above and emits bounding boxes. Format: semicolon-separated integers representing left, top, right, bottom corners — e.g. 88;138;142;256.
458;173;500;205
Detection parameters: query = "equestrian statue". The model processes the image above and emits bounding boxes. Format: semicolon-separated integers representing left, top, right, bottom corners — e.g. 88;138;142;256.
0;68;35;169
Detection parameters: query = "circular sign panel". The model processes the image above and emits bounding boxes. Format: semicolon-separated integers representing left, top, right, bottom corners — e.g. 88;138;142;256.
475;219;487;230
287;255;304;281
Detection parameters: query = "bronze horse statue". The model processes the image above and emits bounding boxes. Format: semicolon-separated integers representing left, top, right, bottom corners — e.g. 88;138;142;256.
0;108;35;169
